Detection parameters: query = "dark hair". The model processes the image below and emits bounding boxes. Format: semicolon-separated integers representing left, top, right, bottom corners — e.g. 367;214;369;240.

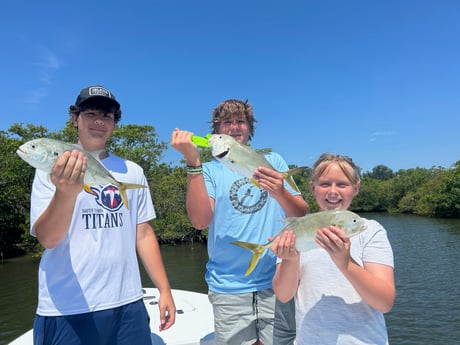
210;99;257;140
69;98;122;123
311;153;361;184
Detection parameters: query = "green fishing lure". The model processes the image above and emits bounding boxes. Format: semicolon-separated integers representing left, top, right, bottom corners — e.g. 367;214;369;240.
191;133;212;147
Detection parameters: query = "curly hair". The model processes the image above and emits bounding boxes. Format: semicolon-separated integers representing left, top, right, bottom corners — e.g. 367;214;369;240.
69;98;122;123
210;99;257;140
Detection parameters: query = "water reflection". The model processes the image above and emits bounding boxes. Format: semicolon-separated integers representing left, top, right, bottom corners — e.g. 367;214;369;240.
141;242;209;294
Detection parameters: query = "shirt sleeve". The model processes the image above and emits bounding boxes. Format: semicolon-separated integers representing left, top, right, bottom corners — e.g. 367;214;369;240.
29;170;56;236
351;219;394;268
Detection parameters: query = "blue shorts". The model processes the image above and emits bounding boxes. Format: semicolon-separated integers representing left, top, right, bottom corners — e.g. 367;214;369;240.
208;288;295;345
33;299;151;345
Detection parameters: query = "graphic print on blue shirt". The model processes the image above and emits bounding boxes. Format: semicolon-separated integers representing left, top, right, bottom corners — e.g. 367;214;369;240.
85;184;124;211
229;178;268;214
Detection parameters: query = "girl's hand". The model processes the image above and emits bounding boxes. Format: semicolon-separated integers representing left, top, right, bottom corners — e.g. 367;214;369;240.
315;226;351;270
270;230;299;261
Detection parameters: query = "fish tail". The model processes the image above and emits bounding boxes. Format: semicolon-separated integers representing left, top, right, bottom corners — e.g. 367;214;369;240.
116;183;148;210
231;241;270;276
250;178;260;187
83;184;95;195
282;166;308;193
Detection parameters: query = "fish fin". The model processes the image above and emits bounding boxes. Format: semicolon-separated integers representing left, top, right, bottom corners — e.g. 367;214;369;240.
250;178;260;187
231;240;270;276
122;183;148;190
83;184;94;194
118;185;130;210
255;148;272;154
286;177;300;193
71;144;107;160
228;156;255;172
116;182;148;210
282;166;308;193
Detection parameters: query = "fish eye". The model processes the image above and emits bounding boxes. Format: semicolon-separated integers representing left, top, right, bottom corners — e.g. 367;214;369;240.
52;151;59;157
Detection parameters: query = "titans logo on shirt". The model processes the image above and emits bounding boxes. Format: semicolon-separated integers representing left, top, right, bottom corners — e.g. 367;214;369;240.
85;184;124;212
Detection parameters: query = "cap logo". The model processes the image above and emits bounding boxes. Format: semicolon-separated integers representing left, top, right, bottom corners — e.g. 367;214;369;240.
88;86;111;98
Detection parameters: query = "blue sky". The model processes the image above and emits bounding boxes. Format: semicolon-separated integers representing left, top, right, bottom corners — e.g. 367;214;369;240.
1;0;459;173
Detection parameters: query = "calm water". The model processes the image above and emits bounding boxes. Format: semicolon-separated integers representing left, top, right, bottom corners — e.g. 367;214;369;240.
1;214;459;344
372;213;460;344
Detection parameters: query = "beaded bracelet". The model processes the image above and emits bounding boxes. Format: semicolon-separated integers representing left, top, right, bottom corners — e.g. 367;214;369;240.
186;165;203;175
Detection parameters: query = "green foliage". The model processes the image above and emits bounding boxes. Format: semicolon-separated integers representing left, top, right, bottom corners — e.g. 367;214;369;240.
0;129;38;257
385;168;434;211
400;166;460;217
58;121;79;142
289;165;318;211
0;122;459;257
363;164;395;180
352;177;390;212
150;166;195;241
198;147;213;164
109;124;167;171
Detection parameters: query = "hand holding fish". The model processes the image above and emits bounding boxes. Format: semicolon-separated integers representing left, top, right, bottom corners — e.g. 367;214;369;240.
232;210;366;275
208;134;306;193
270;230;299;261
315;226;352;271
253;166;286;196
170;128;201;165
50;150;87;196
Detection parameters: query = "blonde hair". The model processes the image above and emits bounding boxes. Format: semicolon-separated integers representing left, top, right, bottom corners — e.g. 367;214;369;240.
311;153;361;184
210;99;257;140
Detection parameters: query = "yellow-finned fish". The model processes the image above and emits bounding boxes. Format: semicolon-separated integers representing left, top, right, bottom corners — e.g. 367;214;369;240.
232;210;367;275
208;133;305;193
16;138;147;210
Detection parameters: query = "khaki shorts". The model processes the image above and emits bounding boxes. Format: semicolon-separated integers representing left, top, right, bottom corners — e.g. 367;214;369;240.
209;288;295;345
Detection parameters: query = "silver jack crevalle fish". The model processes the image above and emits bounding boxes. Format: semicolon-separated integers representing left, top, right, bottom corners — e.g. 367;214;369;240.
232;209;367;275
208;134;305;193
17;138;147;210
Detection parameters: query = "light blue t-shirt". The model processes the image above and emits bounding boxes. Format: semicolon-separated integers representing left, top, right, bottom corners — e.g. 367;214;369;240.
203;152;300;293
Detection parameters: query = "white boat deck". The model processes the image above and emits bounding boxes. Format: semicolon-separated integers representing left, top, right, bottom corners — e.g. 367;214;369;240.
9;288;215;345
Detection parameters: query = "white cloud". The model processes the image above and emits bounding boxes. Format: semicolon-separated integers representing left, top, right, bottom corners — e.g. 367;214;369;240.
34;47;61;84
25;47;62;103
24;87;48;104
369;131;395;142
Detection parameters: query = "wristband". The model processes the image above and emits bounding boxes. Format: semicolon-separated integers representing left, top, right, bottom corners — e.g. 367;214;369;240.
186;165;203;175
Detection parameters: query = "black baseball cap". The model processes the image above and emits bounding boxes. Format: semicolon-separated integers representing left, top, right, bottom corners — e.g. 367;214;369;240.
75;85;120;109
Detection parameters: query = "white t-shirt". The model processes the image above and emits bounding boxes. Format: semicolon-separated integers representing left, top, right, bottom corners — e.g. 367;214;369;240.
30;153;155;316
294;218;394;345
